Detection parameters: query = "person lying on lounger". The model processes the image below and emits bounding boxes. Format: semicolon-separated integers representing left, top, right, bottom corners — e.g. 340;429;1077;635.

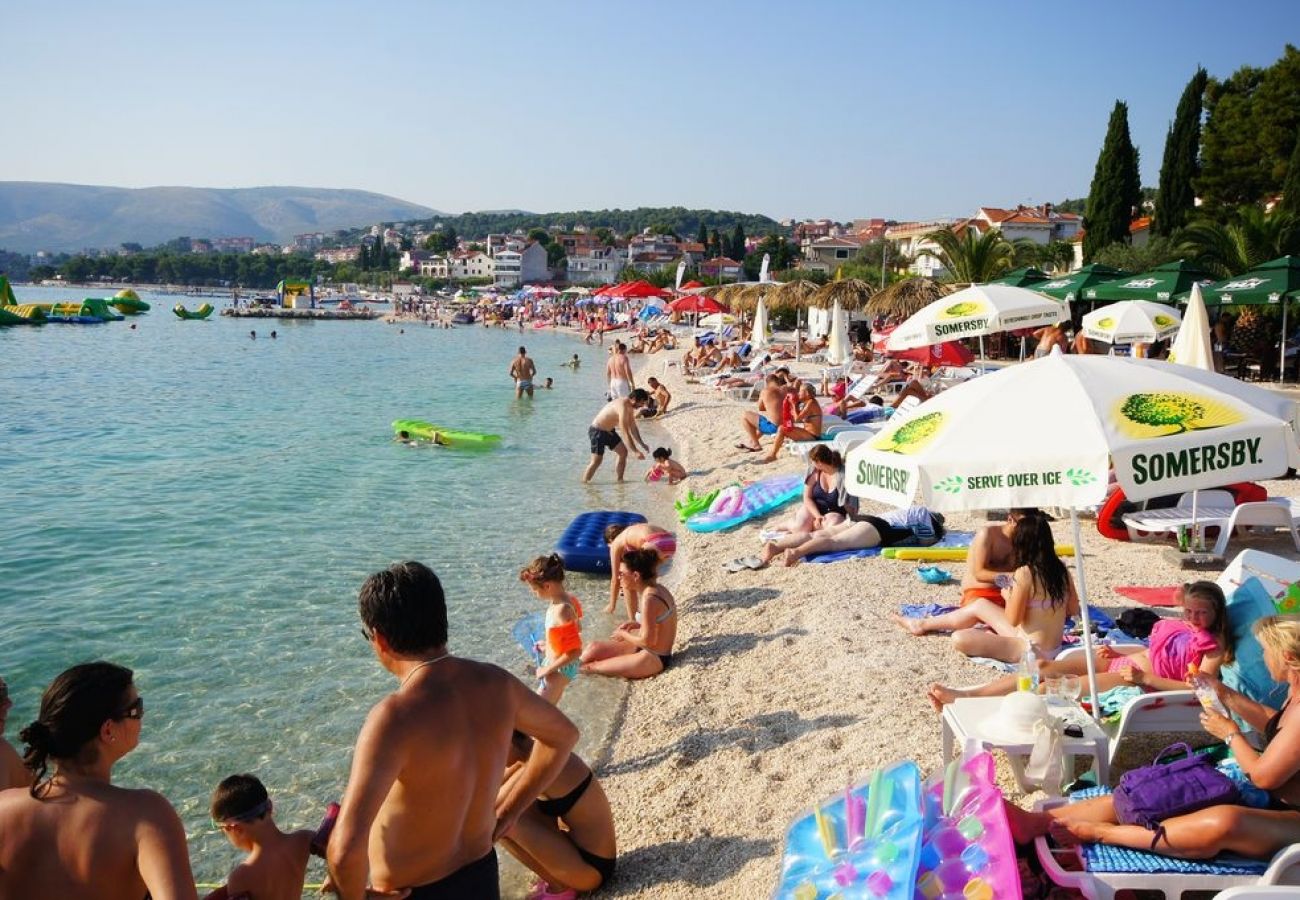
1005;614;1300;863
890;511;1077;667
755;505;945;567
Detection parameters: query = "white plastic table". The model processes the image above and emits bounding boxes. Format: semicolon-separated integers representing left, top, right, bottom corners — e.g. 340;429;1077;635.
940;696;1110;795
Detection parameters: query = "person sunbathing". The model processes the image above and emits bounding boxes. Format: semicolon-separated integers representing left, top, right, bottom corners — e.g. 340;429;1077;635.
581;549;676;679
756;444;855;540
1006;613;1300;862
891;511;1078;666
737;374;789;453
717;342;746;369
889;378;932;409
761;382;822;462
758;505;945;567
802;335;828;354
928;580;1231;708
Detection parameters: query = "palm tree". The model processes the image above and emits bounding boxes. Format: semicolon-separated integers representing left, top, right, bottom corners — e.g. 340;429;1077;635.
1180;205;1300;278
925;226;1017;283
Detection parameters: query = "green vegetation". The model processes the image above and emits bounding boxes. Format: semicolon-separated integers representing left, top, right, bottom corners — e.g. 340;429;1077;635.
1153;68;1208;237
925;226;1018;283
399;206;784;243
1084;101;1143;262
1119;393;1207;434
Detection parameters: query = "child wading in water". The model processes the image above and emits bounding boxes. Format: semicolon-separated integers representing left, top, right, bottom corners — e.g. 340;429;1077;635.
521;554;584;705
205;773;327;900
645;447;687;484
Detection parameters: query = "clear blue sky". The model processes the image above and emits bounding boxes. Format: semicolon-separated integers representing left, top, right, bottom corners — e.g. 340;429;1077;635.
7;1;1297;222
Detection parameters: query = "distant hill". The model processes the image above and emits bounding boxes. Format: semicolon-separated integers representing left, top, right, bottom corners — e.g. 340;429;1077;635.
0;182;441;253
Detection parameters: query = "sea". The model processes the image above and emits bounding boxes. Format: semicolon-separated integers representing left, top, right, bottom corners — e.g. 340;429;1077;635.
0;285;675;888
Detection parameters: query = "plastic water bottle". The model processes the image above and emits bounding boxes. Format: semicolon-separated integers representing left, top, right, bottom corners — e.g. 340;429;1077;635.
1188;663;1229;716
1018;644;1038;692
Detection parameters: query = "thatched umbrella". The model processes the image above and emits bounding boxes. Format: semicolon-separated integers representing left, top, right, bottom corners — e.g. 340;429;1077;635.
729;281;782;314
810;278;877;311
866;277;955;318
713;282;749;311
767;279;821;313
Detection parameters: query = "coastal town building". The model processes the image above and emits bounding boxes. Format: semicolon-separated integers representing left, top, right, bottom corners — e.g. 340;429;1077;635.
884;220;955;278
798;236;862;275
699;256;744;280
210;237;255;254
492;241;549;287
315;247;361;264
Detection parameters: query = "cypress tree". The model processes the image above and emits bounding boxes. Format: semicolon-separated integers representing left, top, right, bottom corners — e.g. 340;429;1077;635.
1084;101;1143;262
709;228;722;258
1280;124;1300;218
696;222;708;246
731;223;746;261
1153;68;1208;237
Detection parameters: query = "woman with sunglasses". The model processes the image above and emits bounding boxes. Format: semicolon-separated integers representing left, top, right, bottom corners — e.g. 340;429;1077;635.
580;549;677;679
0;661;198;899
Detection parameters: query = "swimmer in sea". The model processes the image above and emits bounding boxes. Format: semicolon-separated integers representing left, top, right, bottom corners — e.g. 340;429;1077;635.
563;354;580;370
510;346;538;399
270;330;277;339
250;330;256;339
544;377;553;390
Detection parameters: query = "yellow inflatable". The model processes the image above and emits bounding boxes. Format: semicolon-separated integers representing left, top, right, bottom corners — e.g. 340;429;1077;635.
884;545;1075;561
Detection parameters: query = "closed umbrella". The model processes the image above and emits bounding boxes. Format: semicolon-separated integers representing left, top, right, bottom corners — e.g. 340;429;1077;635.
751;297;771;351
1081;300;1182;345
1169;282;1215;372
846;353;1300;718
825;300;851;365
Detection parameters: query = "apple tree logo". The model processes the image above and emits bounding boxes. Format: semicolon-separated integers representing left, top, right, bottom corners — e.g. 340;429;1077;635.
940;301;982;319
1116;392;1242;437
872;411;944;454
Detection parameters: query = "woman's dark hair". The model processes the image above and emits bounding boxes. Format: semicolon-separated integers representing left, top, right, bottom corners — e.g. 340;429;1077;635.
808;444;844;470
652;447;672;461
211;773;270;822
621;548;660;581
1011;513;1071;608
1182;580;1234;663
358;561;448;654
19;661;134;797
520;553;566;586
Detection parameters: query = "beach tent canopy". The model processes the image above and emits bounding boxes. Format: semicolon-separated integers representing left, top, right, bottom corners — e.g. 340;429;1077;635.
767;280;821;313
1203;255;1300;306
886;340;974;367
1032;264;1129;304
612;280;669;299
680;280;705;290
1081;300;1182;344
1084;259;1216;304
885;283;1067;351
988;266;1050;288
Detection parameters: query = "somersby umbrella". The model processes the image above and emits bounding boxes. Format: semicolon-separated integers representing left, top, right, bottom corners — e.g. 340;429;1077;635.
885;284;1066;351
1033;264;1128;304
845;353;1300;718
1081;300;1182;345
1205;256;1300;382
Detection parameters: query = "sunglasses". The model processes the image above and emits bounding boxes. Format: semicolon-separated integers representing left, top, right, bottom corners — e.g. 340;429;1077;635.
115;696;145;720
360;626;374;643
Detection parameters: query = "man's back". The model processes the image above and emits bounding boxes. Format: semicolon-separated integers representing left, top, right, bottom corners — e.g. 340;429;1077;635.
960;524;1015;590
591;399;624;431
365;659;515;890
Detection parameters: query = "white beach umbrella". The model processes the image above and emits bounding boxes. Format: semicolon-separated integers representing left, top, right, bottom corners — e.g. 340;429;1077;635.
751;297;771;351
885;283;1066;351
845;353;1300;719
1168;282;1215;372
698;312;737;330
1081;300;1182;345
825;299;851;365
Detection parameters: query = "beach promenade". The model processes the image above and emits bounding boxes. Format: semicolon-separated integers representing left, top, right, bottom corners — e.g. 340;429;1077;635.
591;346;1300;898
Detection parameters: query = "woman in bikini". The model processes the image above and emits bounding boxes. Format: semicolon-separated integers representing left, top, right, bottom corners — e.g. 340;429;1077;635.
500;733;617;898
767;444;855;537
0;661;197;900
603;522;676;617
1007;614;1300;861
761;381;822;462
891;511;1078;666
581;549;677;679
928;580;1232;708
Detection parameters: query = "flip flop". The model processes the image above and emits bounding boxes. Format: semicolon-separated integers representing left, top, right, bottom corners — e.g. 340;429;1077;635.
722;559;749;573
734;443;760;452
741;556;766;570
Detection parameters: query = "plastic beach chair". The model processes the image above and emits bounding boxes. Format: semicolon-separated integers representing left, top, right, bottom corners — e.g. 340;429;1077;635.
1034;796;1300;899
1211;499;1300;558
1214;887;1300;898
1121;490;1237;543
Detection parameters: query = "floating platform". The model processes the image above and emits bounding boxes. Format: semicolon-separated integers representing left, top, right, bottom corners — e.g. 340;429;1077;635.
221;308;379;320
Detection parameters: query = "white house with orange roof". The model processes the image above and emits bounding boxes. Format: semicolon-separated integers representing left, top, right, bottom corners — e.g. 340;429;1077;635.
884;219;955;278
799;236;862;275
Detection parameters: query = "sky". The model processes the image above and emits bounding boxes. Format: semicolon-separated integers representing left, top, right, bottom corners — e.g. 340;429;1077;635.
6;0;1298;223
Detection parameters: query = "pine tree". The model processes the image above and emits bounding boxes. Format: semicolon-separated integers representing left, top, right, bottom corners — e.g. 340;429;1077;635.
1084;101;1143;261
696;223;708;246
1153;68;1208;237
1280;125;1300;218
730;223;746;261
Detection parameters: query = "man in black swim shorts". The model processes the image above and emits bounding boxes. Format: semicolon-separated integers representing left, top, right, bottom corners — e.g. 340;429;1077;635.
583;390;651;483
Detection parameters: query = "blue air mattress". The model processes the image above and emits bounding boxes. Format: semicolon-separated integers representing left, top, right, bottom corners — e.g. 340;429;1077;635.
555;510;646;574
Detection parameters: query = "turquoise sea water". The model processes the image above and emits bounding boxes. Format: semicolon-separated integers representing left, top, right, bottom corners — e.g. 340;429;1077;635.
0;286;671;885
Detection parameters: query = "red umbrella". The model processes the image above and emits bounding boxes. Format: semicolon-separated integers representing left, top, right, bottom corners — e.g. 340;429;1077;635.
680;280;705;290
618;280;669;299
887;340;975;367
669;294;724;314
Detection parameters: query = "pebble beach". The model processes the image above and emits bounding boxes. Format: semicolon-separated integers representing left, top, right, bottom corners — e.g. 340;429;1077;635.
590;344;1300;898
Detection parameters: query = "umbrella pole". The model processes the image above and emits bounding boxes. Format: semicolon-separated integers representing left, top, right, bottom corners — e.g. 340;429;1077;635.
1191;489;1200;552
1070;508;1102;723
796;309;803;361
1280;301;1289;385
978;334;986;373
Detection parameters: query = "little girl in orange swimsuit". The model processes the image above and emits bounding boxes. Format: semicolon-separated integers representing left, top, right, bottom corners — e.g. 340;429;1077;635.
520;555;584;705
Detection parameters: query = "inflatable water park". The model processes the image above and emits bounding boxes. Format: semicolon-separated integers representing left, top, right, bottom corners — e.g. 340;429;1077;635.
0;278;152;326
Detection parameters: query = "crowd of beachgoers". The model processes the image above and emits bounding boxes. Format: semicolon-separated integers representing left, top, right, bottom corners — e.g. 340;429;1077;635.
5;306;1300;900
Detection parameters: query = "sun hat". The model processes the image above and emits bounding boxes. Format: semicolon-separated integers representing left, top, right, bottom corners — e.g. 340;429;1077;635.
979;691;1054;744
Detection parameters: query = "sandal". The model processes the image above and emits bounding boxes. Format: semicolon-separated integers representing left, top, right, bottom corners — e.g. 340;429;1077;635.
734;443;760;452
722;558;750;573
740;556;766;570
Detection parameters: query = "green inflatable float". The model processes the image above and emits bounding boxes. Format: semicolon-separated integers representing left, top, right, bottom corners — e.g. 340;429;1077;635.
111;289;151;315
392;419;501;448
173;303;214;320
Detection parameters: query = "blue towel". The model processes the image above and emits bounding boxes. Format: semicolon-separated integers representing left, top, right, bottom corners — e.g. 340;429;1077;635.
898;602;957;619
1068;787;1268;875
805;530;974;565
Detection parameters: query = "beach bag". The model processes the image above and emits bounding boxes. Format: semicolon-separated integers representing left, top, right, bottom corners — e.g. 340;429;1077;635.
1115;608;1160;641
1112;743;1239;839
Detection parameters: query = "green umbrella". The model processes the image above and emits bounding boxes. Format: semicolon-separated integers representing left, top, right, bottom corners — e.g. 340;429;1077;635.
1032;263;1129;304
1204;256;1300;382
1084;259;1216;304
988;266;1050;287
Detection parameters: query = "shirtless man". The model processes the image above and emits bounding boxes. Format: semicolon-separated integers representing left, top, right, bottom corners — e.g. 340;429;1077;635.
583;389;652;482
737;374;789;453
645;376;671;417
509;347;537;398
1033;324;1067;358
606;342;635;399
959;508;1036;607
330;562;579;900
0;675;29;790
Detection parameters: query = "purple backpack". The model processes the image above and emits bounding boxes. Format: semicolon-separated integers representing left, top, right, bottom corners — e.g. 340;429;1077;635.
1113;743;1240;842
